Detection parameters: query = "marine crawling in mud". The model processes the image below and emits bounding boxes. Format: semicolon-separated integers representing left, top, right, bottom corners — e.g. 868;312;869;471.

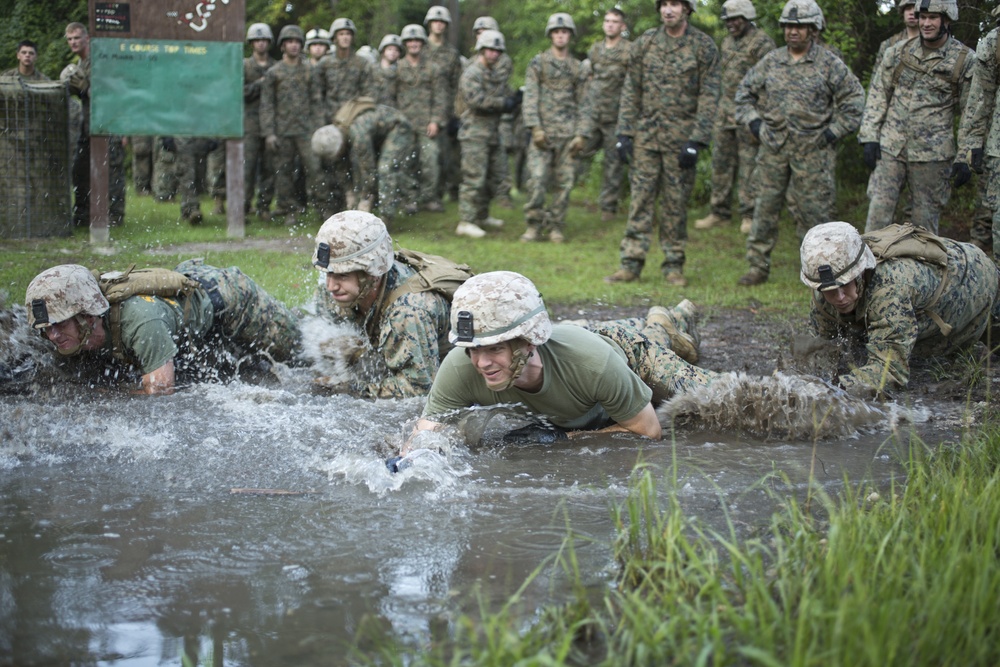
24;260;302;394
800;221;1000;396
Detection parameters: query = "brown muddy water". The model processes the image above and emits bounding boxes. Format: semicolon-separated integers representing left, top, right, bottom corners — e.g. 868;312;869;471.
0;305;990;665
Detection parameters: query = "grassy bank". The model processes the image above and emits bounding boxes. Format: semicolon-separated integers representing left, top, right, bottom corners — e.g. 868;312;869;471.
359;422;1000;666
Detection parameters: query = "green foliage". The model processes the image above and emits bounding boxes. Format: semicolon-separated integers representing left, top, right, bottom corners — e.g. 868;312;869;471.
0;0;87;78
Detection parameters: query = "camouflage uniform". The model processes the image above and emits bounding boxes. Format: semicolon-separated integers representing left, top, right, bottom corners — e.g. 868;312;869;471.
346;105;418;220
311;52;375;215
373;63;398;107
580;38;633;216
483;53;515;204
614;25;721;276
874;30;910;71
707;26;775;221
971;171;993;253
427;39;463;200
244;53;276;215
395;55;447;206
0;68;49;81
458;56;510;225
176;137;223;219
522;50;590;236
860;36;973;233
735;42;864;277
153;137;178;201
810;239;1000;390
130;135;153;195
315;260;452;398
260;59;322;217
958;27;1000;258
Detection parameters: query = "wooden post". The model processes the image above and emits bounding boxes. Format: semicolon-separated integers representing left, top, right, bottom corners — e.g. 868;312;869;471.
226;139;245;238
89;135;110;244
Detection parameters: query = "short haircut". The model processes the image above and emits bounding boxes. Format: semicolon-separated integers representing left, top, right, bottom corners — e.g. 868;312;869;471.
65;22;88;35
606;7;627;21
17;40;38;53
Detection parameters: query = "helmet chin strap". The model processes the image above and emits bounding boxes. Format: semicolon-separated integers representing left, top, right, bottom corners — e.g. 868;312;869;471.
54;314;94;357
495;340;533;391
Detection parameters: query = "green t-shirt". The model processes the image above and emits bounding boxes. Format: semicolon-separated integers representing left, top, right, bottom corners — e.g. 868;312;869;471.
423;325;653;430
113;292;214;375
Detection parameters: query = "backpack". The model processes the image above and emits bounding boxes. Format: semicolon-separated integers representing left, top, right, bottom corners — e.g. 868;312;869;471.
92;264;200;364
333;96;376;132
374;249;474;324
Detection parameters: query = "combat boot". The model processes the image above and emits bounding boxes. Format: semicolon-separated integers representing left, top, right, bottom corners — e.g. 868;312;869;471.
601;210;616;222
694;213;724;229
664;271;688;287
182;208;203;226
646;306;698;364
424;201;444;213
482;216;505;228
549;229;565;243
257;208;271;222
604;268;639;284
740;217;753;234
738;268;768;286
674;299;701;354
520;227;540;243
212;196;226;215
357;197;373;213
456;221;486;238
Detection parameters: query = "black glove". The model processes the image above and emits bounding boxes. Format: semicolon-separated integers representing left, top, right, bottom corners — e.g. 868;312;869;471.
862;142;881;171
385;455;410;473
971;148;984;174
447;117;461;137
513;89;523;106
823;128;838;146
616;134;633;164
950;162;971;189
160;136;176;152
502;424;568;445
748;119;762;140
205;139;220;152
678;141;700;169
502;95;518;114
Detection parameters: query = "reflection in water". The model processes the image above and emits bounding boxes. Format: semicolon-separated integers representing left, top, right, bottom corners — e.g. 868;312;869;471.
0;360;962;665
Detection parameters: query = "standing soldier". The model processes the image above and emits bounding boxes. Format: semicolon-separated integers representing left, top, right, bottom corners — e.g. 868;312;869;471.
693;0;774;233
130;136;153;196
243;22;276;220
260;25;321;226
604;0;720;286
734;0;864;286
424;6;464;203
580;9;633;223
455;30;520;239
396;24;447;213
521;13;590;244
312;18;375;216
859;0;972;235
305;28;331;66
875;0;920;70
375;34;402;107
2;40;50;81
957;5;1000;261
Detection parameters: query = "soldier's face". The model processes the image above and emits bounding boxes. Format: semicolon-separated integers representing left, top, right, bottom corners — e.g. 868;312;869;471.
603;13;625;38
251;39;270;55
16;46;37;69
918;13;944;41
428;20;447;37
335;30;353;50
44;316;101;354
549;28;572;49
659;1;689;30
325;271;365;306
725;17;748;37
901;5;918;28
309;43;328;59
405;39;423;57
65;30;88;56
782;24;813;51
821;281;860;314
382;45;401;63
482;47;502;65
282;39;302;58
468;343;516;390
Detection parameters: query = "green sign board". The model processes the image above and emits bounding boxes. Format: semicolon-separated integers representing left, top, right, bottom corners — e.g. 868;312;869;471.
90;38;242;137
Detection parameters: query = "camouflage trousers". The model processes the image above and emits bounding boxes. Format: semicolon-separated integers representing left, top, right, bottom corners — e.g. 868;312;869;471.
352;125;418;220
588;319;716;402
618;142;696;276
73;134;125;226
244;133;275;214
273;135;320;216
416;133;442;206
746;139;835;274
970;172;992;253
709;124;758;220
439;125;461;201
524;136;577;232
153;138;178;201
175;259;302;363
177;137;225;217
581;120;627;214
496;114;516;199
131;135;153;194
983;157;1000;262
459;137;505;224
865;153;951;234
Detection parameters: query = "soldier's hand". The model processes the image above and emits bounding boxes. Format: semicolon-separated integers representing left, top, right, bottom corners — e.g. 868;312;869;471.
678;141;700;169
971;148;984;174
502;95;519;114
950;162;971;189
160;136;177;152
862;143;881;171
427;122;440;139
615;135;633;164
748;119;762;140
68;68;88;96
531;126;548;149
265;134;280;152
513;89;524;106
568;135;587;157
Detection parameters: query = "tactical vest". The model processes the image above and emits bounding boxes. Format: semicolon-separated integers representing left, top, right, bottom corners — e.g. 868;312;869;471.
861;224;953;336
332;96;376;132
886;37;969;109
372;249;474;326
92;265;200;364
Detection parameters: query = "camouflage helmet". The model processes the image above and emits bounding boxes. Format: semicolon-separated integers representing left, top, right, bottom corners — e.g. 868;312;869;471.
311;124;345;161
545;13;577;36
779;0;824;27
400;24;428;43
355;45;377;64
25;265;109;329
330;18;357;35
424;6;452;25
246;22;274;42
656;0;697;14
721;0;758;20
378;34;403;53
313;211;394;277
475;29;506;52
897;0;916;10
473;16;500;32
278;24;305;46
915;0;957;21
305;28;332;47
799;222;876;292
449;272;552;347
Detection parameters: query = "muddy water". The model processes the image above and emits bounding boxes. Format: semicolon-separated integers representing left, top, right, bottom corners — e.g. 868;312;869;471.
0;371;964;665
